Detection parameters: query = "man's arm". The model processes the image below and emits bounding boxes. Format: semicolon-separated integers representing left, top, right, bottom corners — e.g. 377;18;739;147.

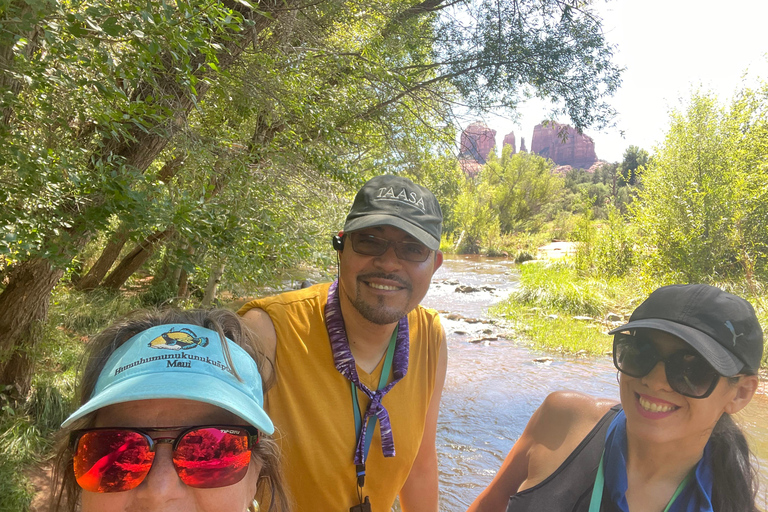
240;307;278;384
399;327;448;512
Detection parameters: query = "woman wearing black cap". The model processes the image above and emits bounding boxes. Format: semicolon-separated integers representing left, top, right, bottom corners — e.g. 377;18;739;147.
467;284;763;512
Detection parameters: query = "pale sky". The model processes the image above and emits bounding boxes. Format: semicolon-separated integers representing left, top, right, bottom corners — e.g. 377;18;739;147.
479;0;768;163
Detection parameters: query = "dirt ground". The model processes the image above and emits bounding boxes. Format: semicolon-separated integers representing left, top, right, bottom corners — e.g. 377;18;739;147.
28;463;52;511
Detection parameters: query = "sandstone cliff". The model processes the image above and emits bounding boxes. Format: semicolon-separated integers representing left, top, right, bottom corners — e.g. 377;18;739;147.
460;122;496;164
459;159;483;178
502;131;516;153
530;122;596;169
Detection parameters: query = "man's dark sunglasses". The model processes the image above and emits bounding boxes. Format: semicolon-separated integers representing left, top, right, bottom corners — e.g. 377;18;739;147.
348;233;432;262
613;332;721;398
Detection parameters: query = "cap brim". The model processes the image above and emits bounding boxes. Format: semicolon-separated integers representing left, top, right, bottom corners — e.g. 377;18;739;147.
344;214;440;250
61;372;274;434
608;319;744;376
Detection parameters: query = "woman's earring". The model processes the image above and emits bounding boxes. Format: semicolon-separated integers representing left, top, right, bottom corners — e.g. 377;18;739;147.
250;499;260;511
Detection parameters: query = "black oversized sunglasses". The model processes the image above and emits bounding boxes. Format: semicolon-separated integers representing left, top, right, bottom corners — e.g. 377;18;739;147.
348;232;432;262
613;332;721;398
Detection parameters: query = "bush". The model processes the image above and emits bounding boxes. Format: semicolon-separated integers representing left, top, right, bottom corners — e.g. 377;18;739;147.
507;261;608;317
632;90;768;282
549;211;578;241
592;206;635;277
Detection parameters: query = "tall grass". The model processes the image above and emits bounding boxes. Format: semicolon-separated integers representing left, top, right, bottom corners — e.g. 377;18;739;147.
492;261;637;355
49;287;142;334
494;258;767;362
494;300;613;355
0;287;141;512
507;261;612;317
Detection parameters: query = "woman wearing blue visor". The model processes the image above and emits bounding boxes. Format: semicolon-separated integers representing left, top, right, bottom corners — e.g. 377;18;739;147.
48;309;289;512
469;284;762;512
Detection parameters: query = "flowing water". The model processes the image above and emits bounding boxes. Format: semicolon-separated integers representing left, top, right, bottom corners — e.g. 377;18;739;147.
422;255;768;511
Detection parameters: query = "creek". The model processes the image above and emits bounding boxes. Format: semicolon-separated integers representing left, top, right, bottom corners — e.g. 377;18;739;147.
421;255;768;511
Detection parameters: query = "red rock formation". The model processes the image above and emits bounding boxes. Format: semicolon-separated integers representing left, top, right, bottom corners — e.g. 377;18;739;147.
502;131;516;153
460;122;496;164
530;122;597;169
520;137;527;153
587;160;608;174
459;159;483;178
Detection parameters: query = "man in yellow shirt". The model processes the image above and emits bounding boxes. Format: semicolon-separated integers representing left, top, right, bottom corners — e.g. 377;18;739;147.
239;175;447;512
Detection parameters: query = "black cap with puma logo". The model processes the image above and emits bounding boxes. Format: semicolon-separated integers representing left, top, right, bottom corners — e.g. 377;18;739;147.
608;284;764;376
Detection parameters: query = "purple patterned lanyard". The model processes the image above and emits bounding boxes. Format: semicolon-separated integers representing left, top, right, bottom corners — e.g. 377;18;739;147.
325;280;409;466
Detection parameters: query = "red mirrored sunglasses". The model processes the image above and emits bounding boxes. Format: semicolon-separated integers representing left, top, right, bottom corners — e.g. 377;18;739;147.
70;425;260;493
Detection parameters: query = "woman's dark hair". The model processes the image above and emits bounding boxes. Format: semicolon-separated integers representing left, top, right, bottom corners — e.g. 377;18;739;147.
710;375;760;512
48;308;289;512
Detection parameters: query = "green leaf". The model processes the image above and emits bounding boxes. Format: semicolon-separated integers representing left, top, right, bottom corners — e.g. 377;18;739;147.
67;21;89;38
101;17;123;37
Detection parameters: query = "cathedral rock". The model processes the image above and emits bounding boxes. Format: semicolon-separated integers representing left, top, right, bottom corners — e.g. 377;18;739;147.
502;131;516;153
459;121;496;164
530;122;597;169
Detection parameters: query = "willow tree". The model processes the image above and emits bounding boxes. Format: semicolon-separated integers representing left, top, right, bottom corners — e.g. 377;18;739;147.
632;87;768;283
1;0;622;392
0;0;295;390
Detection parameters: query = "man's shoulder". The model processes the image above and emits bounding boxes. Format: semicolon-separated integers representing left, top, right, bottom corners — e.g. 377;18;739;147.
407;304;442;330
238;282;331;316
409;303;441;321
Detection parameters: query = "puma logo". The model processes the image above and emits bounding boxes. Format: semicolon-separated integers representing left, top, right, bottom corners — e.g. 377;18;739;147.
724;321;744;346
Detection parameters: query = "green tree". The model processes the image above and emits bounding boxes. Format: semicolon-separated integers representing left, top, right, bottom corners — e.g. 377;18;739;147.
1;0;271;391
403;152;465;234
483;146;565;232
0;0;623;392
619;145;649;185
451;179;499;254
632;90;768;282
727;84;768;280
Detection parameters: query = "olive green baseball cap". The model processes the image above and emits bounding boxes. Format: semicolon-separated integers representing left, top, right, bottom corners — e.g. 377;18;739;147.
343;175;443;250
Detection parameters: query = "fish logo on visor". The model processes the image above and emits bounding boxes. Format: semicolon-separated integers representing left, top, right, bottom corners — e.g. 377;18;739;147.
148;328;210;351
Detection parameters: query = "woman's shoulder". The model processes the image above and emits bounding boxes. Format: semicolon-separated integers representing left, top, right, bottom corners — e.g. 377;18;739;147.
466;392;618;511
534;391;616;429
518;391;617;491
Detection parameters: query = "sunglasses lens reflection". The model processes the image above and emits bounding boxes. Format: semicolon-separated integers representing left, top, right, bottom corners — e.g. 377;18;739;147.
350;234;431;262
173;427;252;488
666;353;720;398
74;430;154;493
614;335;656;377
73;427;255;493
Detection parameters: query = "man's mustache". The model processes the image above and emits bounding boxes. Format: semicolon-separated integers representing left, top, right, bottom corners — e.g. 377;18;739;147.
357;272;412;290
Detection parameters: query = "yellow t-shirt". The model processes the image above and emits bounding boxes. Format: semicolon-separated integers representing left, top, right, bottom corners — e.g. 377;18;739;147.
238;282;443;512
